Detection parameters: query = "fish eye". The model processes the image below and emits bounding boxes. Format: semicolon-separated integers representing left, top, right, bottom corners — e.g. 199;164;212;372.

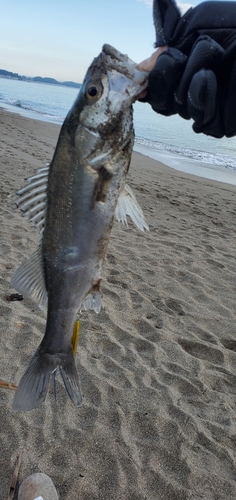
88;86;98;97
85;85;100;101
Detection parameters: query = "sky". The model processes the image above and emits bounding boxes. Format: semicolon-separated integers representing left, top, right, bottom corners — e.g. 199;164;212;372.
0;0;233;83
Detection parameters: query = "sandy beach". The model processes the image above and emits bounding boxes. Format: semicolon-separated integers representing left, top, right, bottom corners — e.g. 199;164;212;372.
0;109;236;500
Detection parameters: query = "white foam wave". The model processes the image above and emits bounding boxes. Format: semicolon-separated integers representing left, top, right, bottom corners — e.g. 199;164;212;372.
135;136;236;171
0;95;64;123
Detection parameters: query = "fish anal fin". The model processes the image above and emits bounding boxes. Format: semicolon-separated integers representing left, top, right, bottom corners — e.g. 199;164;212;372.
82;285;103;314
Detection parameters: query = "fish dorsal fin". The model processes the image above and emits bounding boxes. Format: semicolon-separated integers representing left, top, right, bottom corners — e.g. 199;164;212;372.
16;165;49;233
115;184;149;231
11;243;47;309
82;291;103;314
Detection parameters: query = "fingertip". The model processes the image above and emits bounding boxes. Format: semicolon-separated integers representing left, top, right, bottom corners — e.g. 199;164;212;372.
136;61;149;72
137;90;148;100
137;46;168;72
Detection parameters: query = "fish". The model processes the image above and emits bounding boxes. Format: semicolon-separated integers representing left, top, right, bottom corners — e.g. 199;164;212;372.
11;44;149;412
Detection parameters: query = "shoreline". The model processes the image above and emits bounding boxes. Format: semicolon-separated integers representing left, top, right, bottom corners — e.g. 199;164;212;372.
134;142;236;186
0;109;236;499
1;102;236;186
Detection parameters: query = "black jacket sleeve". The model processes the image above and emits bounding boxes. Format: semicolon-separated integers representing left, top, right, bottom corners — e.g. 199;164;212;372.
146;0;236;138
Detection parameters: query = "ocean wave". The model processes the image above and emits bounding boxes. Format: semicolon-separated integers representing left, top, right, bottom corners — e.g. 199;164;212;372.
135;136;236;171
15;100;32;110
0;95;64;123
0;96;27;109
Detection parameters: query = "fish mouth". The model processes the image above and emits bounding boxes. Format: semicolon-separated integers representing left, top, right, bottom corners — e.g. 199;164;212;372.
102;44;148;94
103;44;129;62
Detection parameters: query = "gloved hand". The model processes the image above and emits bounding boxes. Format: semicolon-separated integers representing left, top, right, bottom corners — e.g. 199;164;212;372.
141;0;236;138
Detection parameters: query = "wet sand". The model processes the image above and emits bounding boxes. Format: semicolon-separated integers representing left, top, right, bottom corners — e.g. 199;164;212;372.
0;109;236;499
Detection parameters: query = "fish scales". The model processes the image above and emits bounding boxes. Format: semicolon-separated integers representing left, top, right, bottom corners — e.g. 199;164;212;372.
11;44;148;412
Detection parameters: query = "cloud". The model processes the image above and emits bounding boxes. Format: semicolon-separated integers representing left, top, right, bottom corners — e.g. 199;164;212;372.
177;2;194;14
137;0;193;13
136;0;152;7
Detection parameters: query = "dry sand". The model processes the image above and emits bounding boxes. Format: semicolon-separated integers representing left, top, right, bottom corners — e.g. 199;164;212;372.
0;109;236;500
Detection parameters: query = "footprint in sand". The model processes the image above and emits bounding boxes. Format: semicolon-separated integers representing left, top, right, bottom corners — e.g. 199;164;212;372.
178;339;224;365
152;297;185;316
220;339;236;352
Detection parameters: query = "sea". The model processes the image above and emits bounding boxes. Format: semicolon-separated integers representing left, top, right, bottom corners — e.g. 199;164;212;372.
1;77;236;186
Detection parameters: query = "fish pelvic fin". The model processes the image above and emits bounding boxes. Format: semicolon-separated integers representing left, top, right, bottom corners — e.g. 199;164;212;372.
12;348;82;412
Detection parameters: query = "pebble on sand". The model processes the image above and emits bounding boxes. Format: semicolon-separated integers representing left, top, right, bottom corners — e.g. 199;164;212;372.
18;473;58;500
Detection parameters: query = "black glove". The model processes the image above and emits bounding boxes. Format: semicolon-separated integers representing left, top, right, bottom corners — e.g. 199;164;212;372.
145;0;236;138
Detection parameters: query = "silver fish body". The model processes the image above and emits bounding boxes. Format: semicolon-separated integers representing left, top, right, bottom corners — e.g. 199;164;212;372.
12;45;148;412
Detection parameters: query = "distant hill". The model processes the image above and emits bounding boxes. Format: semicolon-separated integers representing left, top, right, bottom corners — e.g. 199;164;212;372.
0;69;81;89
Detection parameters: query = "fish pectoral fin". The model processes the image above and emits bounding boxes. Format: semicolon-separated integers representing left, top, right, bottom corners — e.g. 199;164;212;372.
11;243;47;309
115;183;149;232
13;348;82;412
82;290;103;314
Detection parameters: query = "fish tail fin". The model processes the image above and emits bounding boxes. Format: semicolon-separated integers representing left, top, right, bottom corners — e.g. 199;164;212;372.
12;349;51;412
59;362;82;407
12;348;82;412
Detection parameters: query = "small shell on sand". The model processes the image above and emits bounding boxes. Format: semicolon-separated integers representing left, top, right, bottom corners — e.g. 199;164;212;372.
18;473;58;500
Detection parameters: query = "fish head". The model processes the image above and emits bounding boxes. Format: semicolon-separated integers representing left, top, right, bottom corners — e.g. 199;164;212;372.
71;45;148;168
